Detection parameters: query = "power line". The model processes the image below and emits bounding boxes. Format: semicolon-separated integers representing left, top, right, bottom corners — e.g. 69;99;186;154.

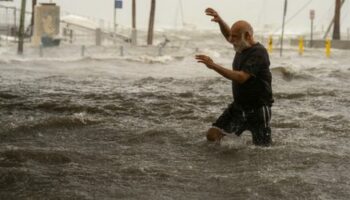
313;3;333;33
342;0;349;20
257;0;267;27
285;0;314;24
273;0;314;33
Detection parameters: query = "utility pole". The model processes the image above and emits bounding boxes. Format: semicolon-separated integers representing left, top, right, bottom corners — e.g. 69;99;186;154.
18;0;26;55
14;6;17;28
323;0;345;39
333;0;341;40
132;0;136;29
147;0;156;45
280;0;288;57
31;0;37;36
131;0;137;45
179;0;184;27
175;0;185;28
113;1;117;44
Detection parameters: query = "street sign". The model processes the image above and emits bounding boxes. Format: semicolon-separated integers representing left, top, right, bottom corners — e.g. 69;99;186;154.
310;10;315;20
310;9;315;47
115;0;123;9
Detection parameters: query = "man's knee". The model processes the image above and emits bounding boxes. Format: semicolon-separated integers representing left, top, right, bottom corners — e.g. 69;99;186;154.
206;128;224;142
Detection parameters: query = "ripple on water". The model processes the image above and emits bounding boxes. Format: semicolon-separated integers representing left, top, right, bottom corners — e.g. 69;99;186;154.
2;114;99;135
0;150;71;165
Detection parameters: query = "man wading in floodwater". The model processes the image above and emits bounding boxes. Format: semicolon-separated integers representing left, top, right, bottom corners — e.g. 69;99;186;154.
195;8;274;146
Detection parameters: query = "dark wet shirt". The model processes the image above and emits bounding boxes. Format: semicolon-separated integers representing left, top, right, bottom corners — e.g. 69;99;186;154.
232;42;274;109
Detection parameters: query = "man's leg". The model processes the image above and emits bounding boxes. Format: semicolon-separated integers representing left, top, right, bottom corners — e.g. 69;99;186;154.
249;106;272;146
208;103;245;142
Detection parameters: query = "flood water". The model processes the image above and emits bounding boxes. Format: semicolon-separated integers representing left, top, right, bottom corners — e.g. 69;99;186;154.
1;32;350;199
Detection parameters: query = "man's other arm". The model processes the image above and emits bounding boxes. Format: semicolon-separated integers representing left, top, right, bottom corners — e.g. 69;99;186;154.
195;55;251;84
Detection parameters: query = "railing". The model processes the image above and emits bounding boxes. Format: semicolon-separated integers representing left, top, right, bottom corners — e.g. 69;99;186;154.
0;4;32;39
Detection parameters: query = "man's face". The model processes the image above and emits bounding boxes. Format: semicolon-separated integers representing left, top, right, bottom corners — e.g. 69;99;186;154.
229;28;251;53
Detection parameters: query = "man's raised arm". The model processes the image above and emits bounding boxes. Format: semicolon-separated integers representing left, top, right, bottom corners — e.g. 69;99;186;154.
205;8;231;42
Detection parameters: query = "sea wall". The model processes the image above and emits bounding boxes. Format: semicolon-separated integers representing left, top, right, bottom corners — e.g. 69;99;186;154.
290;39;350;50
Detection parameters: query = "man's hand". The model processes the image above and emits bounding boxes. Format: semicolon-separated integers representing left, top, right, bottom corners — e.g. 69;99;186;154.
205;8;221;23
195;55;215;69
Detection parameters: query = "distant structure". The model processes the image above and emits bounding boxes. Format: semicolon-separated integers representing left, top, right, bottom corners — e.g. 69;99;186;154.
32;3;60;46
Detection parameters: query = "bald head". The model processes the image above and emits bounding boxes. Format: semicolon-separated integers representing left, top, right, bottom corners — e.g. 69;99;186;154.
231;20;254;36
229;20;256;52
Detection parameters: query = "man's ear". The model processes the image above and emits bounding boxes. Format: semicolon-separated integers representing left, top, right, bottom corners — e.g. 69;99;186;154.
245;32;251;41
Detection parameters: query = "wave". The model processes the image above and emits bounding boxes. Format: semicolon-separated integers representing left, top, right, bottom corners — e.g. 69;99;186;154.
83;92;125;101
271;66;316;81
271;121;302;128
133;77;175;85
2;114;98;134
274;89;337;99
1;92;115;115
0;59;11;65
125;55;175;64
0;149;71;165
0;92;19;99
178;91;195;98
35;101;108;115
306;89;337;97
0;57;86;65
274;92;306;99
0;53;122;65
0;53;180;66
126;128;183;145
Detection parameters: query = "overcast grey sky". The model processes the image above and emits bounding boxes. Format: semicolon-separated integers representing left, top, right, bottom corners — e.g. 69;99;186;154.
3;0;350;34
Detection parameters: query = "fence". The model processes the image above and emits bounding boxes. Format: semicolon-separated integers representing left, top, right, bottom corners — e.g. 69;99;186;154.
61;22;105;46
0;4;32;40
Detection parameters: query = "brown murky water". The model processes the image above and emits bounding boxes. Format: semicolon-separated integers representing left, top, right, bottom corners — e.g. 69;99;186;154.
1;41;350;199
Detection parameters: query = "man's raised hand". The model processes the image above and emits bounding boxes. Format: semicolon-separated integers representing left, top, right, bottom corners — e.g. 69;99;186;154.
205;8;221;23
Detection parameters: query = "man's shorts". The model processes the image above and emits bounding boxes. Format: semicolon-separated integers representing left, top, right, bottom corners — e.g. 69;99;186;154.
212;102;272;146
